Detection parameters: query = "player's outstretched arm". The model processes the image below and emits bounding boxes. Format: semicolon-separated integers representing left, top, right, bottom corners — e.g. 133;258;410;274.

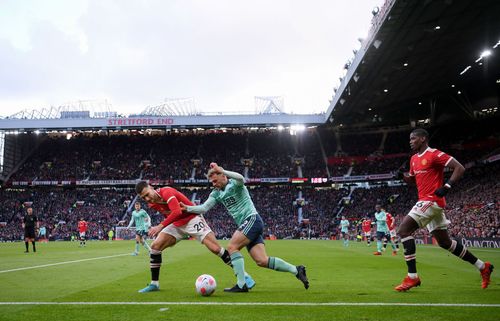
222;169;245;185
210;162;245;185
126;215;134;229
184;196;217;214
209;162;223;174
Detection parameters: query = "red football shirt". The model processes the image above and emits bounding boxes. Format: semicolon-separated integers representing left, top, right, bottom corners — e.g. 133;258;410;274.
78;220;88;233
409;147;452;208
386;213;395;231
362;219;372;233
148;187;197;227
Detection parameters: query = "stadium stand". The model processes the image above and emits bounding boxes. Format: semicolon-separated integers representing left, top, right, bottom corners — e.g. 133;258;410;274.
1;127;498;242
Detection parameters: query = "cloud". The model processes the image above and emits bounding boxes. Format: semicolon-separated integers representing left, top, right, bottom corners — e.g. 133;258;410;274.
0;0;382;116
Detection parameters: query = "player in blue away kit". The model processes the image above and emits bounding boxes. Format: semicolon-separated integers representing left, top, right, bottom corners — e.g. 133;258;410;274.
373;204;396;255
340;216;350;247
127;202;152;255
181;163;309;292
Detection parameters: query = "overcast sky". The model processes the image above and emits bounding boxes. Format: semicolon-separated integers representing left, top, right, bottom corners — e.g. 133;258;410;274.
0;0;381;116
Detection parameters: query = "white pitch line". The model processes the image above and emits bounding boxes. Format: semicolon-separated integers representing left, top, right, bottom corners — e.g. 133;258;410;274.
0;302;499;307
0;253;130;274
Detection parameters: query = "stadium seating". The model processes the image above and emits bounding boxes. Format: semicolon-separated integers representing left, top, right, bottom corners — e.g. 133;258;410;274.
1;127;499;241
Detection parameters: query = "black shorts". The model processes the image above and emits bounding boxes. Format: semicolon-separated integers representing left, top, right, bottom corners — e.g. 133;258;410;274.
24;228;36;239
136;230;148;237
237;214;265;251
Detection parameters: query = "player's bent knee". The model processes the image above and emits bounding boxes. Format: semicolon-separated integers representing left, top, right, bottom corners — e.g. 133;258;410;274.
255;259;268;267
151;242;164;251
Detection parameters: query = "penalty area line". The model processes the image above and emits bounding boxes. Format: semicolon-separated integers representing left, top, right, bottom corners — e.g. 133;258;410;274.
0;253;130;274
0;302;499;307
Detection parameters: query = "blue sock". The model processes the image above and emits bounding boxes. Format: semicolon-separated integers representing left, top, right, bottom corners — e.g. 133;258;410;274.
230;252;246;288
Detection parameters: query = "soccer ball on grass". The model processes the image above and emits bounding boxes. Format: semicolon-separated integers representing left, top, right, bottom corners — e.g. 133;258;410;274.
195;274;217;296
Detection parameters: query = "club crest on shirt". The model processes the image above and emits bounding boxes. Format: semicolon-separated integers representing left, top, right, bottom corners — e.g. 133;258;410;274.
421;159;427;166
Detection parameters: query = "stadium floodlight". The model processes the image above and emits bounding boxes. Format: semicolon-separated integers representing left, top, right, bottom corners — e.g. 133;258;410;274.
277;125;284;131
475;50;492;63
493;40;500;49
459;66;471;75
290;124;305;132
434;26;441;30
480;50;492;58
403;62;408;66
34;130;40;135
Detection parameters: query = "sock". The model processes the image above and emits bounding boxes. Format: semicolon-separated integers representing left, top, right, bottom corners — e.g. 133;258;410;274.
377;240;382;252
151;280;159;286
25;242;29;252
32;241;36;252
391;241;397;251
267;257;298;274
230;252;246;288
475;259;485;271
394;239;400;249
367;238;371;245
150;249;162;282
383;239;388;249
135;242;140;253
219;248;233;267
447;240;481;267
402;236;417;274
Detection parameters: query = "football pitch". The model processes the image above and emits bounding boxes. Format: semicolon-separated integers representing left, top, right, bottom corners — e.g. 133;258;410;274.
0;240;498;321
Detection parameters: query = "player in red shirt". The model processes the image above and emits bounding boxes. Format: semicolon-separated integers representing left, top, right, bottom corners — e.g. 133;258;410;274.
361;217;373;246
77;218;88;247
383;210;399;254
394;128;493;291
134;180;255;293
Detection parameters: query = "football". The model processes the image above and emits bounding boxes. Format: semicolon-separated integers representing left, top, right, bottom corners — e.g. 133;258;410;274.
195;274;217;296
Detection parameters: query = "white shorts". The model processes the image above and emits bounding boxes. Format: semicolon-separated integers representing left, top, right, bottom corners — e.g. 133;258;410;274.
364;231;371;237
161;215;212;242
79;232;86;238
389;229;397;238
408;201;450;233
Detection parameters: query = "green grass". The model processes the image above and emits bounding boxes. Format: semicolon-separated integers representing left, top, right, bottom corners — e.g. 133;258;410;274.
0;240;498;320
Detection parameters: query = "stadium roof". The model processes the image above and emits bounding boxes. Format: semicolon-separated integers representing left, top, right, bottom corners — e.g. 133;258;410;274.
326;0;500;128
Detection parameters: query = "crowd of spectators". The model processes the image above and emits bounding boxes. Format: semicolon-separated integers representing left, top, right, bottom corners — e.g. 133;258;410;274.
9;126;499;183
0;188;135;241
2;126;498;242
2;159;496;241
